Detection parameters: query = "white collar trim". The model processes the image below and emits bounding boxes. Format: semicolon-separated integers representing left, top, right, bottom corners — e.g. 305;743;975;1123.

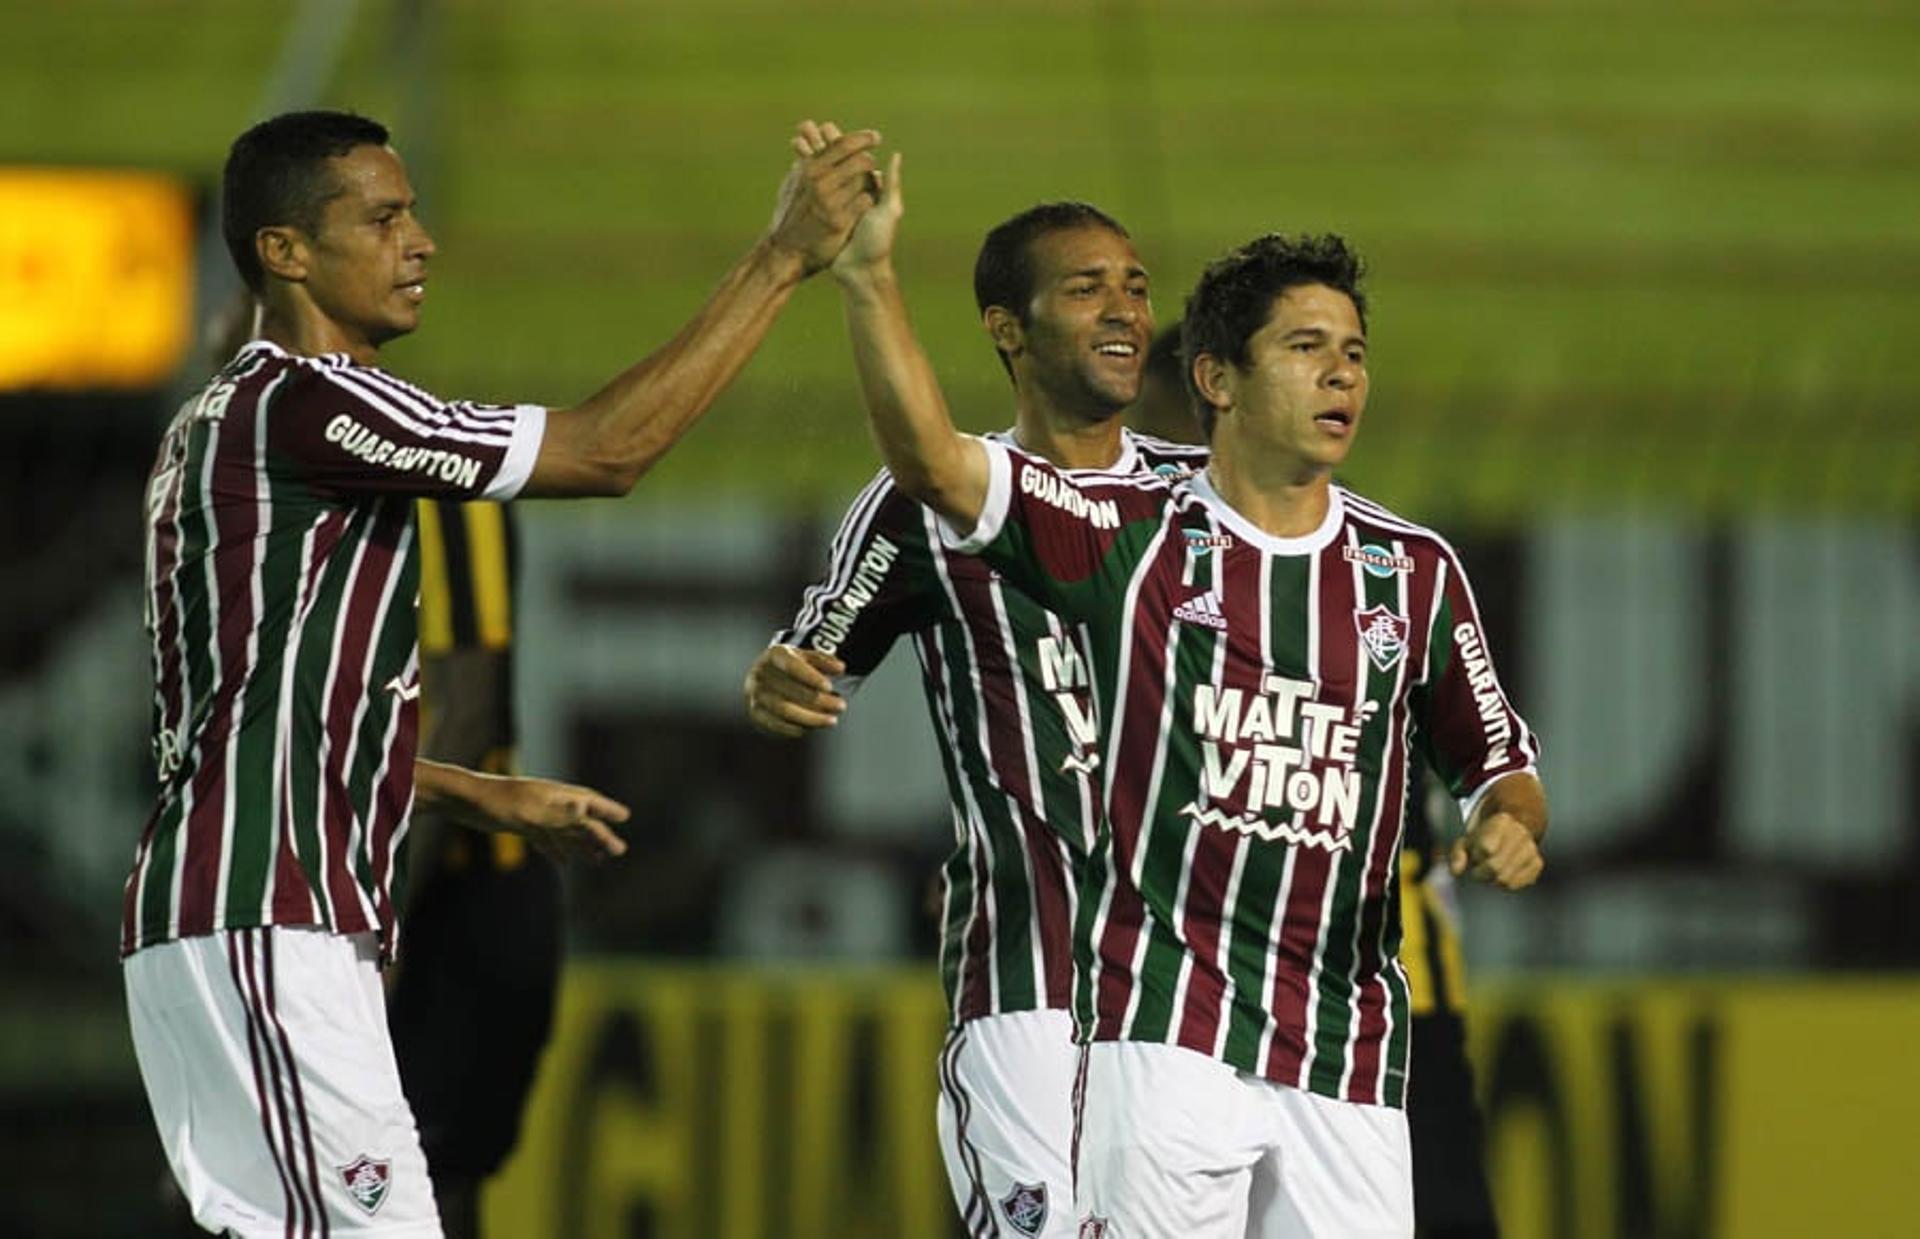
1189;469;1345;555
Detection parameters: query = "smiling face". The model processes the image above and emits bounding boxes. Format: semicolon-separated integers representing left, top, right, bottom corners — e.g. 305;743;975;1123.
1205;282;1368;471
1000;225;1152;420
276;144;435;357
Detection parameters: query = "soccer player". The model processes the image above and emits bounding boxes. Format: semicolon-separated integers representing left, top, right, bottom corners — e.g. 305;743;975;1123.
1133;337;1505;1237
122;110;876;1236
744;184;1205;1237
385;499;550;1239
828;156;1547;1237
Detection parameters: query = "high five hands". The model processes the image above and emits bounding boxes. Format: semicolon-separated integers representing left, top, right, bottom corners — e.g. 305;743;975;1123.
788;121;903;279
768;120;885;275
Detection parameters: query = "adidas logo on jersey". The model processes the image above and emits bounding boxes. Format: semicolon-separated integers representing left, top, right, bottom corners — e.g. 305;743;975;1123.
1172;591;1228;631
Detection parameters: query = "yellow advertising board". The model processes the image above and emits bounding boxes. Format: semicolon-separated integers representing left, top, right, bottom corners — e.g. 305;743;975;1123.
0;169;195;390
490;967;1919;1238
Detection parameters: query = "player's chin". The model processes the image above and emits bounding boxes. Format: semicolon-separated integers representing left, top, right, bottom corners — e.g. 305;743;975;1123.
370;312;421;345
1084;375;1141;417
1310;438;1356;469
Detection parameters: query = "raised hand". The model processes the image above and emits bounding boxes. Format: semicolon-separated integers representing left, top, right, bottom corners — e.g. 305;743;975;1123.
767;120;883;275
833;149;904;282
744;643;848;738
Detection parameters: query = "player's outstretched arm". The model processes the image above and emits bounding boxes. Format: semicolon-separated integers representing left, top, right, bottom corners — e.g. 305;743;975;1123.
1451;771;1548;890
743;644;848;738
415;758;630;860
523;122;882;498
820;139;989;529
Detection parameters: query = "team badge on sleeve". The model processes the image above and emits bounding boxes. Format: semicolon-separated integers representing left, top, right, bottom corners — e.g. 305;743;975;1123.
339;1154;392;1215
1354;605;1411;672
1001;1182;1049;1235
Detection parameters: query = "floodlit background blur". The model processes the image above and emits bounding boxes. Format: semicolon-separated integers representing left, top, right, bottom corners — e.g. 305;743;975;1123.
3;1;1916;1235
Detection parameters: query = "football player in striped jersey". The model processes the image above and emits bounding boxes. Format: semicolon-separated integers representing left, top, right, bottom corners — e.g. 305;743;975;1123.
746;171;1204;1234
1131;332;1505;1236
123;110;878;1236
827;153;1547;1237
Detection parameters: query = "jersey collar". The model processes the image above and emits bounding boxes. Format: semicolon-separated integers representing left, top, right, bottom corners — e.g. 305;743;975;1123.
1188;469;1346;556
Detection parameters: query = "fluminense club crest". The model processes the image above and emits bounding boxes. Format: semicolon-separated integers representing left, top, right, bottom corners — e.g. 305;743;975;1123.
339;1154;391;1215
1353;605;1410;672
1001;1181;1049;1236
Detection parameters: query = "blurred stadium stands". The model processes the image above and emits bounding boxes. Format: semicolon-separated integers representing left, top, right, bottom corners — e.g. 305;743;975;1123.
1;1;1915;1234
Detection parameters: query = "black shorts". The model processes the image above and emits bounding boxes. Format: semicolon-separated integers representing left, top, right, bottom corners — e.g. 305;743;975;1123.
1408;1011;1500;1239
387;850;563;1181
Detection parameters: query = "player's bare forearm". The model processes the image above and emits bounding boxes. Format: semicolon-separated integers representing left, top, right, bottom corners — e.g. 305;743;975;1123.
1451;771;1548;890
838;262;989;527
525;125;880;498
822;148;987;527
414;757;630;859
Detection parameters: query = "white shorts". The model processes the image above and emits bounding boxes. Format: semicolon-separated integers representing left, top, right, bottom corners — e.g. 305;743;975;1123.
936;1008;1080;1238
1073;1041;1412;1239
124;926;441;1237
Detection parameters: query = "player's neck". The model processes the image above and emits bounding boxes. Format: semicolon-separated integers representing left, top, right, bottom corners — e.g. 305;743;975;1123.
1206;445;1333;539
258;298;381;366
1011;399;1126;471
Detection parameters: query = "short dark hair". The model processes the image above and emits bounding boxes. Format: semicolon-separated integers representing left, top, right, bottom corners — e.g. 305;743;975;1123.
222;110;390;293
973;201;1130;377
1181;233;1368;440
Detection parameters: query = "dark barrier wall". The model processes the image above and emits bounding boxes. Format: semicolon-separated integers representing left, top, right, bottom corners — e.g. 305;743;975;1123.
490;967;1917;1238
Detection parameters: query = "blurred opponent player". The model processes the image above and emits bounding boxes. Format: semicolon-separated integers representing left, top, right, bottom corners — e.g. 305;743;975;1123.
826;152;1548;1236
1129;327;1503;1238
744;158;1205;1236
386;499;553;1239
123;109;877;1235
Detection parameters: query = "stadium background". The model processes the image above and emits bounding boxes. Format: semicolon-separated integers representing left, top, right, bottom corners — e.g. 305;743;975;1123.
2;1;1915;1235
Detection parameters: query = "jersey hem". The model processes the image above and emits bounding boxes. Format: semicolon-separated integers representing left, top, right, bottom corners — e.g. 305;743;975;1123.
120;912;373;961
1081;1030;1409;1110
483;404;547;500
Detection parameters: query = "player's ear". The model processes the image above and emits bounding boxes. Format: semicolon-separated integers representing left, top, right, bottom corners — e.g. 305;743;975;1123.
256;226;309;284
983;305;1024;362
1192;351;1234;413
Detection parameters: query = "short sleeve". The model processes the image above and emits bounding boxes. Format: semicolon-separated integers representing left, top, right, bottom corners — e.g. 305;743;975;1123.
774;472;943;693
941;438;1170;625
1414;547;1542;819
267;361;545;501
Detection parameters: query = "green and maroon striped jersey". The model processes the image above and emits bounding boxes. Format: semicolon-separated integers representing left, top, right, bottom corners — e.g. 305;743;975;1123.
776;429;1208;1025
948;439;1539;1107
121;340;545;957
